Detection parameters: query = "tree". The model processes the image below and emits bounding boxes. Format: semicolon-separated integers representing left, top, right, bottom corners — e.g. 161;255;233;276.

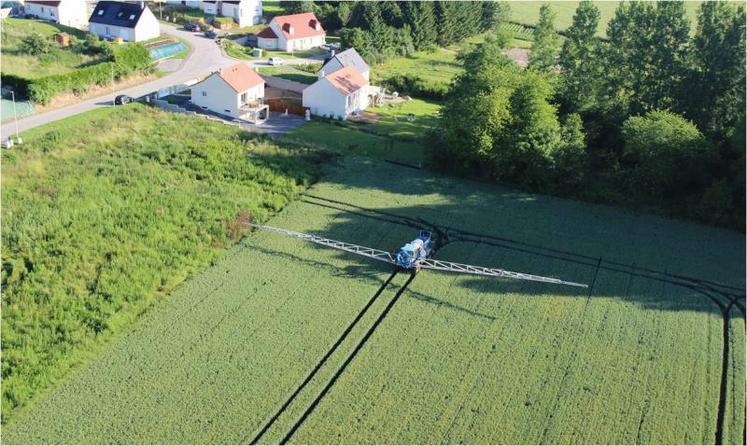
499;71;562;188
340;27;370;54
480;1;510;32
553;113;587;190
435;1;460;46
336;1;353;28
431;38;520;173
20;33;53;56
529;4;561;72
685;1;746;142
621;110;711;197
558;0;601;112
401;0;437;50
280;1;314;14
648;1;691;111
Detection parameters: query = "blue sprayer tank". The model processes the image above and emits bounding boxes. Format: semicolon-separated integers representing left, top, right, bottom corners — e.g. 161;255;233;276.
395;230;433;269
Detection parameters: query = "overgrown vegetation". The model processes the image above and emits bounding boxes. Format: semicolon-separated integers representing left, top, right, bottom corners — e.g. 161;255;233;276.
0;19;153;105
0;104;327;423
0;18;109;80
431;0;745;230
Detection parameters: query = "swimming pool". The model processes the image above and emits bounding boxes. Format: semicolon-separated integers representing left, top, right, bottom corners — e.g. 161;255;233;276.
149;41;187;60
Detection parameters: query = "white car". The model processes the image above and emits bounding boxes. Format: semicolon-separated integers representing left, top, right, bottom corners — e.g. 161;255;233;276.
268;57;283;66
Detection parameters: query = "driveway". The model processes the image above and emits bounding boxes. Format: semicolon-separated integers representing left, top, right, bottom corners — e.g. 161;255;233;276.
1;24;236;137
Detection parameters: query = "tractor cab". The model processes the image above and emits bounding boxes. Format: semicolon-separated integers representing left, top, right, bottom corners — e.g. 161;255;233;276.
395;230;433;269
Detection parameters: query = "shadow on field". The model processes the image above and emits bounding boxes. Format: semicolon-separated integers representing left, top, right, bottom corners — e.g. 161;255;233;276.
273;157;745;318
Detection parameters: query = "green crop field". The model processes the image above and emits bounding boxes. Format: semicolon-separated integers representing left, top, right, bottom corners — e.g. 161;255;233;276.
509;1;702;36
4;149;744;443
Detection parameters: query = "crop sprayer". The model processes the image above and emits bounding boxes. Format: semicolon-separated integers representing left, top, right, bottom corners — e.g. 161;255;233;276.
248;223;588;288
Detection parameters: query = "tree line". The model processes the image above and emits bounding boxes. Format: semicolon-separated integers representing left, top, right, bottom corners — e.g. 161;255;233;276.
432;1;745;230
282;1;509;62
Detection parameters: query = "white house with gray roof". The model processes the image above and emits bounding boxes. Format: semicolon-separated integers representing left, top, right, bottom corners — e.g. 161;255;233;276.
319;47;370;81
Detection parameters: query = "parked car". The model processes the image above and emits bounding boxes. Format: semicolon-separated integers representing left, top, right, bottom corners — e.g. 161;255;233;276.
204;29;218;39
114;94;133;105
184;22;201;32
268;57;283;66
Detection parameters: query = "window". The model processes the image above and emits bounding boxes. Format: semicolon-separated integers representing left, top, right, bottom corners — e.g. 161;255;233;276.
117;11;124;18
202;91;207;97
105;27;110;34
129;14;135;20
97;9;104;15
41;7;45;12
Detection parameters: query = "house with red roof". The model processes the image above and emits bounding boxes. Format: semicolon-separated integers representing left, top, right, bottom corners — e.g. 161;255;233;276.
190;63;269;123
24;0;88;29
256;12;326;52
302;65;370;120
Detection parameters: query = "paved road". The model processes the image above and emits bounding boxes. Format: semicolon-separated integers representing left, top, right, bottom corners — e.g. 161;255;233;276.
1;24;236;138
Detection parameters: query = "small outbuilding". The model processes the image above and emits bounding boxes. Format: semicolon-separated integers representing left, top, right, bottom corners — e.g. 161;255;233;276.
190;63;268;123
302;65;369;120
88;1;160;42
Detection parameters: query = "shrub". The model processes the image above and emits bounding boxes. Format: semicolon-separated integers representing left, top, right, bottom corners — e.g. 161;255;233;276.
20;33;53;55
378;74;448;100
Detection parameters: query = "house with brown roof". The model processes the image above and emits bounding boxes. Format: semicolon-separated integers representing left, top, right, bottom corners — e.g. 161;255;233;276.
190;63;269;123
256;12;325;52
24;0;88;29
302;65;370;120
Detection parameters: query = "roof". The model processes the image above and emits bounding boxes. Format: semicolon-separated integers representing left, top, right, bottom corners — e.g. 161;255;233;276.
325;48;369;75
271;12;325;40
256;26;277;39
215;63;264;92
26;1;61;6
89;1;147;28
324;66;367;96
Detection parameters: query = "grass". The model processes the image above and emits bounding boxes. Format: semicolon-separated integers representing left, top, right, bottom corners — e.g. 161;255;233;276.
256;65;319;84
4;155;744;444
281;98;440;164
0;104;327;424
224;38;328;61
508;0;702;37
0;18;107;79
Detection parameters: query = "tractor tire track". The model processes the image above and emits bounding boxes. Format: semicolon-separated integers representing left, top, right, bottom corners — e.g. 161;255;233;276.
248;269;398;444
280;273;417;444
298;196;745;442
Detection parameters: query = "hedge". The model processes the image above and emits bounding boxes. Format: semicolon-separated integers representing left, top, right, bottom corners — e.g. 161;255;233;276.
378;74;449;101
6;43;153;105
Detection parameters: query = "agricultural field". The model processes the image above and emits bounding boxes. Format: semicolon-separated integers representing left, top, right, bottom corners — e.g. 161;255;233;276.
4;154;744;444
509;1;702;36
0;104;325;423
0;18;107;79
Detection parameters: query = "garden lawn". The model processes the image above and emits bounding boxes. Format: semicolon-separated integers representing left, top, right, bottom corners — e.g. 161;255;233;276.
256;65;318;84
0;18;106;79
4;156;744;444
0;103;326;424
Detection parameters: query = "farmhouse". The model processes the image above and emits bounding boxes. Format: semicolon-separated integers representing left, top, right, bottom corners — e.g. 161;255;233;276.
24;0;88;29
320;47;370;81
200;0;263;26
303;65;369;120
190;63;268;123
256;12;325;52
88;1;160;42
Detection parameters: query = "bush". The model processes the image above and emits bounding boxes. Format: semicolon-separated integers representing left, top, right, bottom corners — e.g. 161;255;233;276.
378;74;449;100
20;33;53;55
26;43;153;105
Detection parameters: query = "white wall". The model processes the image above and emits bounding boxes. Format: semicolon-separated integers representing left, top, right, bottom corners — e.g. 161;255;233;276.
133;7;160;41
191;74;265;119
25;0;88;28
284;34;324;52
221;0;262;27
303;79;346;119
192;75;240;117
89;22;135;41
257;36;277;50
